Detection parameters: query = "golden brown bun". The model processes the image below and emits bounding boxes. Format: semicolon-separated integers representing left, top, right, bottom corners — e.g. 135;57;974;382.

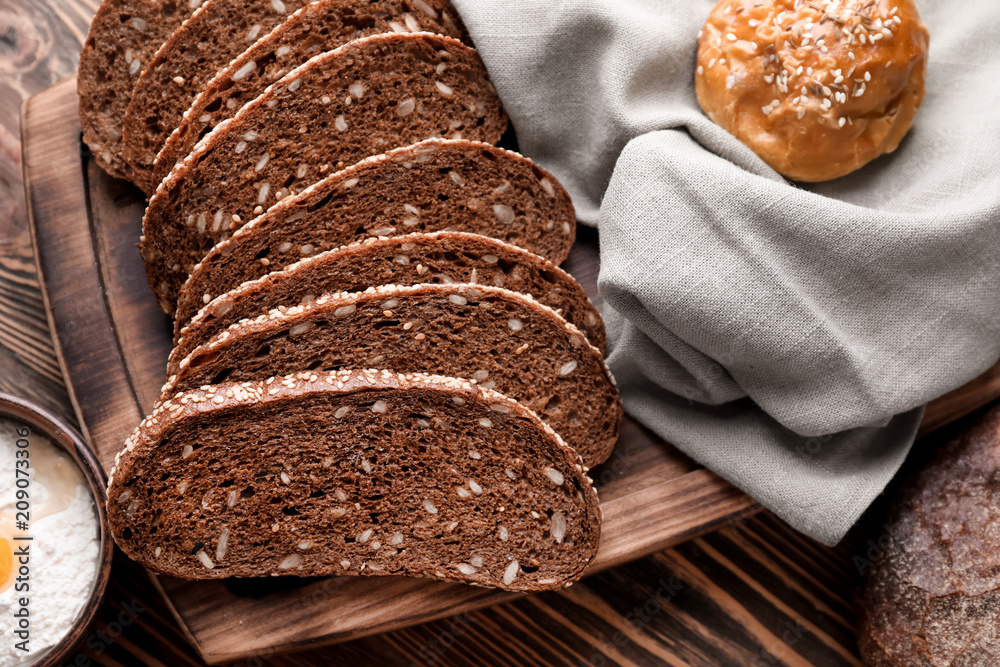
695;0;929;182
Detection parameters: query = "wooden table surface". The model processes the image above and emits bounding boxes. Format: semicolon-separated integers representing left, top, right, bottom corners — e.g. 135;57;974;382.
0;1;965;665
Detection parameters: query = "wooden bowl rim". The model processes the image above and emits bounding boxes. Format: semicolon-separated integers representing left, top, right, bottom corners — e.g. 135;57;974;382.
0;391;113;666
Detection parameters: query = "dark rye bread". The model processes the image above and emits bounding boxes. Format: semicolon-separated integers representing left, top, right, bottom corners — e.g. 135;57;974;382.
141;33;507;314
150;0;465;191
858;405;1000;665
119;0;311;187
170;232;606;374
172;139;577;322
123;0;463;193
108;369;601;588
78;0;197;181
163;284;622;467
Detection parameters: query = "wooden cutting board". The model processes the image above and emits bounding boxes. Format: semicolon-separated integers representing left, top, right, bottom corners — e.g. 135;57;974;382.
20;76;1000;665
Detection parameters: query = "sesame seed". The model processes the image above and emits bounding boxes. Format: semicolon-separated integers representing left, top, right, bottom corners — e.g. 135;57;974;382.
545;468;565;485
396;97;416;117
279;554;302;569
503;560;519;585
232;60;256;80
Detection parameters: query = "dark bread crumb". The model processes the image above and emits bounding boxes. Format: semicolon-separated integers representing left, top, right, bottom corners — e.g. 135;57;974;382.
858;405;1000;664
140;32;507;313
164;284;622;467
171;231;606;372
150;0;466;191
124;0;464;193
119;0;311;184
78;0;196;181
172;139;576;324
108;369;601;589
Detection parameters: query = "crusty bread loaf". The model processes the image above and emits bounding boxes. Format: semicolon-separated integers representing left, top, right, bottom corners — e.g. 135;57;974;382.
108;369;601;588
123;0;463;193
149;0;465;191
858;405;1000;664
164;284;622;467
171;232;605;373
140;33;507;314
172;138;578;325
78;0;196;181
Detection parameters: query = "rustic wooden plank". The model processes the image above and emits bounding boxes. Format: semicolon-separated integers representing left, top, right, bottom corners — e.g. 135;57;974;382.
67;510;872;667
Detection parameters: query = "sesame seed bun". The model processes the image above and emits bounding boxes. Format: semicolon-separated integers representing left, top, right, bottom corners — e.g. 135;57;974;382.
695;0;929;182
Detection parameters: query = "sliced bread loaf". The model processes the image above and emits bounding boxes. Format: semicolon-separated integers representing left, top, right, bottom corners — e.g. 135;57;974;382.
78;0;197;181
123;0;463;193
140;33;507;314
171;232;605;372
119;0;310;186
172;139;577;323
108;369;601;587
149;0;465;191
163;284;622;467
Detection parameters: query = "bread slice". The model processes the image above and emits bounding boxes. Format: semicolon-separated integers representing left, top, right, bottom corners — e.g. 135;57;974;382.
164;284;622;467
78;0;196;181
123;0;464;193
150;0;465;191
108;369;601;588
119;0;310;187
171;232;606;372
140;33;507;314
172;139;577;324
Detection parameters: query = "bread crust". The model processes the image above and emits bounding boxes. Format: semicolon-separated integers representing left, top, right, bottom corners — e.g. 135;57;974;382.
695;0;929;182
171;138;577;327
139;33;507;313
858;405;1000;664
170;231;605;372
108;369;601;589
123;0;463;193
149;0;466;191
164;283;622;467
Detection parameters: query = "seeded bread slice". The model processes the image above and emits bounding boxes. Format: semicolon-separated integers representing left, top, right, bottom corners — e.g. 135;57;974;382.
171;232;606;373
78;0;197;181
123;0;463;193
140;33;507;314
150;0;465;190
163;284;622;467
172;139;577;323
108;369;601;587
119;0;311;188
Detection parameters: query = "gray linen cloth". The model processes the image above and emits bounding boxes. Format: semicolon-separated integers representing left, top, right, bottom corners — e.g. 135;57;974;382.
451;0;1000;545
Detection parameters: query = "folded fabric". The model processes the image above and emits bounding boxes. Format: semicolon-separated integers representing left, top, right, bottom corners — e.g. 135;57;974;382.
451;0;1000;545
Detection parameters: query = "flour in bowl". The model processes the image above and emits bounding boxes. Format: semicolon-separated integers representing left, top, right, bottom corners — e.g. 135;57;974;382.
0;419;100;666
